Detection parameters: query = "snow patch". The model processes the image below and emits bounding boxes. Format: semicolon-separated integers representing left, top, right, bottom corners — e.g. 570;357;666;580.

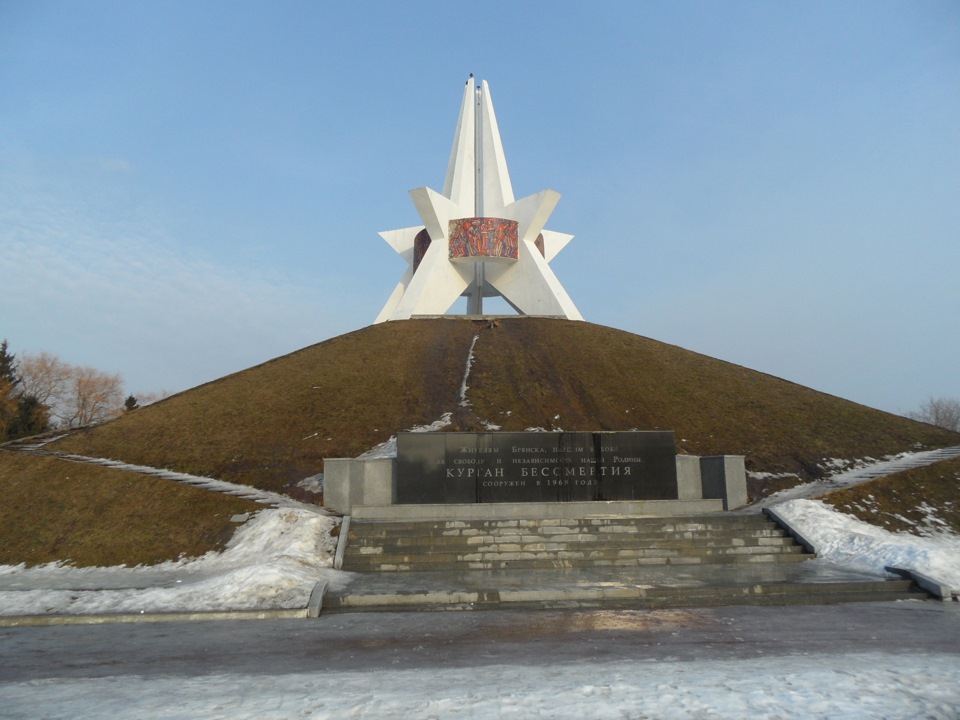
747;471;801;481
458;333;480;407
773;499;960;590
0;508;350;615
357;413;454;460
5;652;959;719
297;473;323;493
753;446;960;508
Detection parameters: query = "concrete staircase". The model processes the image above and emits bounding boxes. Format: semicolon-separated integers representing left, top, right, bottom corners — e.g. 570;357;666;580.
342;514;812;573
328;513;929;612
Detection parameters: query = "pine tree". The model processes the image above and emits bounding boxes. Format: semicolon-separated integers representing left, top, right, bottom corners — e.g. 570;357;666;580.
1;339;19;439
0;339;16;385
1;340;51;440
10;394;50;438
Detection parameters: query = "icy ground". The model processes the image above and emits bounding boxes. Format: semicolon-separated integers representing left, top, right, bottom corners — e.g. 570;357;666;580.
2;604;959;719
3;652;958;719
2;450;960;718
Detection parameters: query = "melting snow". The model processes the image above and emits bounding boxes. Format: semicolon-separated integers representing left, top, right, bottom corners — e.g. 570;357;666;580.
753;446;960;508
356;413;454;459
2;651;958;719
0;509;348;615
773;498;960;590
458;332;480;407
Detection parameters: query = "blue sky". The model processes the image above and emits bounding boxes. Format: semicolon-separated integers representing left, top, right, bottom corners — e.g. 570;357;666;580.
1;1;958;416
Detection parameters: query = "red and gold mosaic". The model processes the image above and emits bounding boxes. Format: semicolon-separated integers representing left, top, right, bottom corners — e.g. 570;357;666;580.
448;217;519;261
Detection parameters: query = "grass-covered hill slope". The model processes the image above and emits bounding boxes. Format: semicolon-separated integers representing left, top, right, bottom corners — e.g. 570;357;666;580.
819;456;960;535
463;319;960;491
50;320;479;495
0;451;260;566
49;318;959;500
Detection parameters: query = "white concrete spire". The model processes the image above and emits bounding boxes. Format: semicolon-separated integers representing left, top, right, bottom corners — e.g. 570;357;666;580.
441;77;476;210
375;78;582;323
478;80;515;215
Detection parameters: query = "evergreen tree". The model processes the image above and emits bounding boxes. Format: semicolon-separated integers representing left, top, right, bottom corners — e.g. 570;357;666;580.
10;394;50;438
0;339;19;440
0;339;16;385
124;394;140;412
0;339;52;440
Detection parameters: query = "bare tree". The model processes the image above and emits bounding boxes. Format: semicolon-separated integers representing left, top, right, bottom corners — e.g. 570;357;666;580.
18;352;70;411
907;397;960;433
61;365;125;427
19;353;125;427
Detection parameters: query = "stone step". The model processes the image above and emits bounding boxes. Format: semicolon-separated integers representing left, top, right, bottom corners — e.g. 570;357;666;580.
347;534;797;553
347;542;806;562
322;578;921;613
345;551;812;573
341;513;812;573
349;527;789;543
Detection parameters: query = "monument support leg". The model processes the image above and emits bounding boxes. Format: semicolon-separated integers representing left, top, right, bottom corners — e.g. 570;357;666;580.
467;263;485;314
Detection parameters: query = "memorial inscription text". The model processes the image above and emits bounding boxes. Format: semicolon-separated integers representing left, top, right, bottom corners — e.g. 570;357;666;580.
396;431;678;504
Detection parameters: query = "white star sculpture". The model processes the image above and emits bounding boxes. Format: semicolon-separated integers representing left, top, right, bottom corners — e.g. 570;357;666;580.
375;77;583;323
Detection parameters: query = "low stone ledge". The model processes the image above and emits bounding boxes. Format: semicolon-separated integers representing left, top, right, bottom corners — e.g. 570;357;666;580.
351;499;725;521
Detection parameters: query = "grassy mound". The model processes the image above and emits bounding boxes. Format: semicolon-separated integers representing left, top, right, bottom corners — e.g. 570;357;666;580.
819;457;960;535
52;320;479;494
465;320;960;495
5;317;958;566
0;451;260;567
49;318;959;501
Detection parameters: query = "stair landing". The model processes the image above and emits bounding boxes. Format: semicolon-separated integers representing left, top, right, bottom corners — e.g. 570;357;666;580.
324;560;923;612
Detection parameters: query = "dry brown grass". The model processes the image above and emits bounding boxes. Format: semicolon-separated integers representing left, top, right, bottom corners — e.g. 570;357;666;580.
0;451;260;567
466;319;960;497
5;318;958;567
819;457;960;535
52;320;479;494
49;318;959;502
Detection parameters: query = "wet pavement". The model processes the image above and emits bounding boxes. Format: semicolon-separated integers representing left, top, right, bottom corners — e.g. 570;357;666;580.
1;601;958;681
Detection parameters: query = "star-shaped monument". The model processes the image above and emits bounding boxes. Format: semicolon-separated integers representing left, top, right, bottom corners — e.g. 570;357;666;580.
375;77;583;322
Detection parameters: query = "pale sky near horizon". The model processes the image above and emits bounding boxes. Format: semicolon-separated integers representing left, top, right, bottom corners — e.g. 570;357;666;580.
1;1;958;417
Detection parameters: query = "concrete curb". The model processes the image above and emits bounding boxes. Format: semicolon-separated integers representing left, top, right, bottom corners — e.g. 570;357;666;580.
334;515;350;570
763;506;818;554
306;580;329;617
885;566;955;601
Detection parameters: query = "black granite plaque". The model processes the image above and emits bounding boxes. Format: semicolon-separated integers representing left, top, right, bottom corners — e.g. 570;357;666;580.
396;431;678;504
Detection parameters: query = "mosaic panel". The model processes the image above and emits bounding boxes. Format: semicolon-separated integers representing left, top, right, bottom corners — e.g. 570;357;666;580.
448;217;519;261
